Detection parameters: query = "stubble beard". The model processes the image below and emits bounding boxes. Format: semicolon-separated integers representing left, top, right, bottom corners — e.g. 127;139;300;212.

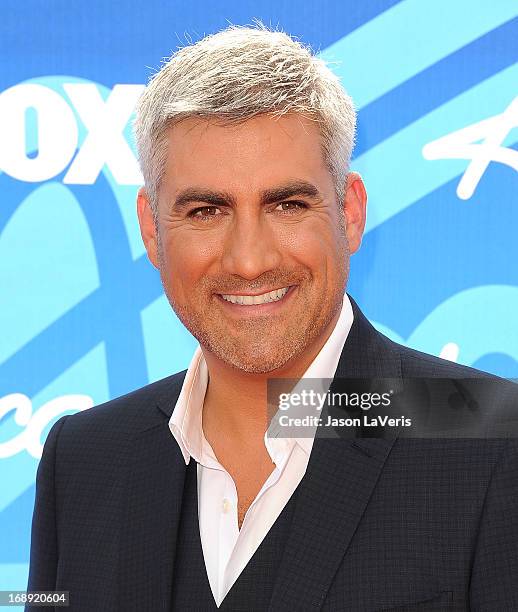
156;233;350;374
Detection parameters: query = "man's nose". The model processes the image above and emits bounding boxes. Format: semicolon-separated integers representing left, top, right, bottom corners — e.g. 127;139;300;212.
220;214;282;280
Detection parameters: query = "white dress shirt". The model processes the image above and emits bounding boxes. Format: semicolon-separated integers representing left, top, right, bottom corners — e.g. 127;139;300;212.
169;294;354;606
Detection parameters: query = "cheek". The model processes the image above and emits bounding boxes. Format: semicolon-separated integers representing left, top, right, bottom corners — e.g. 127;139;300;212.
277;222;344;270
161;231;219;289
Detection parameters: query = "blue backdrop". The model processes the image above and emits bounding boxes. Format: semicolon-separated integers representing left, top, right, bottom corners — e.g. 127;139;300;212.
1;0;517;596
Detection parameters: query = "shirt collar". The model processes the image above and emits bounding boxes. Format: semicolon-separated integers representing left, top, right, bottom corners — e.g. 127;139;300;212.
169;294;354;463
169;347;208;464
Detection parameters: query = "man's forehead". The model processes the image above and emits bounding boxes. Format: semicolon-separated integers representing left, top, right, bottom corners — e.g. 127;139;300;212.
166;112;322;144
160;113;332;206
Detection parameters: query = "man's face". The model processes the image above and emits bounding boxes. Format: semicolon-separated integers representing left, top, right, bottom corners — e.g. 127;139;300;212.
138;113;366;373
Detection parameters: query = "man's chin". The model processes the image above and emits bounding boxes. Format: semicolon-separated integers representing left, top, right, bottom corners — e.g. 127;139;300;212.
226;360;286;375
210;342;300;375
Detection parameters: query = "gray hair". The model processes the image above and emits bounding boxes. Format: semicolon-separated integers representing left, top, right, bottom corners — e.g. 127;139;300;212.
133;21;356;217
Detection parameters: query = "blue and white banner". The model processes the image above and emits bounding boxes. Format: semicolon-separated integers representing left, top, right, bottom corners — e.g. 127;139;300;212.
1;0;517;594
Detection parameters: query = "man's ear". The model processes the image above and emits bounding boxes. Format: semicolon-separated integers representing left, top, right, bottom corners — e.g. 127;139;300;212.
343;171;367;254
136;187;160;269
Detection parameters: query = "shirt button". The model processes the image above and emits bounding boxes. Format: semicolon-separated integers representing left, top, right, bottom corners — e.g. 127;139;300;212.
222;498;231;514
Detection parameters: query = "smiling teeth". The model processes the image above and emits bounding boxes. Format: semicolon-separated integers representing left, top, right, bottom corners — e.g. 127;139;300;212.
221;287;289;305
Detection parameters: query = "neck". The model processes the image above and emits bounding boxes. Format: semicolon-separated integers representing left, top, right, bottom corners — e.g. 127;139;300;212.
201;305;342;446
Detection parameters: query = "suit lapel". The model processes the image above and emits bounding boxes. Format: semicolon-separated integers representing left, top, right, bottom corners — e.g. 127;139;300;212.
269;295;402;611
117;373;187;612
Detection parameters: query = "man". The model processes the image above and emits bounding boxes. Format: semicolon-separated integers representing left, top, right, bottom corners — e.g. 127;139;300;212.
27;24;518;611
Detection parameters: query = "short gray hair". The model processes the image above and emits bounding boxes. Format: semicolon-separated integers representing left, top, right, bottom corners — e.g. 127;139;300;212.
133;21;356;216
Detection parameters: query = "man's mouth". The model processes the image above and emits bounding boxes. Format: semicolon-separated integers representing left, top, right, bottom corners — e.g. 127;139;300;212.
219;286;290;305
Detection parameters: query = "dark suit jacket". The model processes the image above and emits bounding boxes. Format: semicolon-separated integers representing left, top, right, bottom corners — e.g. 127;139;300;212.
27;296;518;611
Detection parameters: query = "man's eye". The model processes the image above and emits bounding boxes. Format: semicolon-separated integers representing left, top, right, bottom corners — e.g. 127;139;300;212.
190;206;222;219
275;201;307;213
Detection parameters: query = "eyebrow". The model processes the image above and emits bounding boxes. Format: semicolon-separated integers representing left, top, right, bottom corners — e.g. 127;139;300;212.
170;180;323;212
